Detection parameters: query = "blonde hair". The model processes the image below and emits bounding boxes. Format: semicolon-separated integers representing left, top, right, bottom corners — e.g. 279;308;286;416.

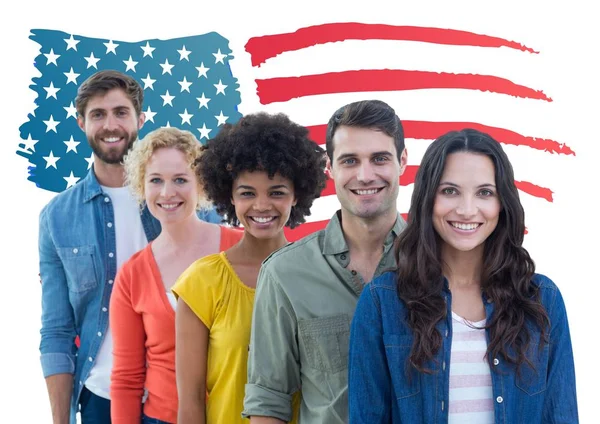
123;127;211;210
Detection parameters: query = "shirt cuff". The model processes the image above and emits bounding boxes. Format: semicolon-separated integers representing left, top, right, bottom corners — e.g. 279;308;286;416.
40;352;76;378
242;383;293;422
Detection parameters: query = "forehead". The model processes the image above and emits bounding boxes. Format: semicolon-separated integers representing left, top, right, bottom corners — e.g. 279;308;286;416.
146;147;191;172
85;88;134;114
332;125;397;158
233;170;293;187
442;152;496;181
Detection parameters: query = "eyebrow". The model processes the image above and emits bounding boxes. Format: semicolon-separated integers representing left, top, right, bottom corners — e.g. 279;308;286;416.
235;184;290;190
439;182;496;188
87;105;131;115
147;173;189;177
336;151;394;162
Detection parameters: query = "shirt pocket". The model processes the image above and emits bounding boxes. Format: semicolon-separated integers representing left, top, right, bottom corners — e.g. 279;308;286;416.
383;334;421;399
298;314;350;374
515;342;549;395
57;245;99;294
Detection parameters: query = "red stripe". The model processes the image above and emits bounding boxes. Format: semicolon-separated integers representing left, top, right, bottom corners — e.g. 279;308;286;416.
307;122;575;156
256;70;552;105
514;180;553;202
245;23;537;67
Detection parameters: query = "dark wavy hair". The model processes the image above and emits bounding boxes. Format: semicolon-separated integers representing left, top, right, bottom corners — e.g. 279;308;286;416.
396;128;549;374
76;70;143;118
198;112;327;228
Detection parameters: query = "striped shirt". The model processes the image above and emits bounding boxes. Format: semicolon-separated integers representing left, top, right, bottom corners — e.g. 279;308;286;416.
448;311;495;423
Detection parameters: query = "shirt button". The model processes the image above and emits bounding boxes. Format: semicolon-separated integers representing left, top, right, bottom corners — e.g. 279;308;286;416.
107;222;113;228
88;357;93;362
102;307;108;312
109;252;114;258
441;401;445;411
79;381;83;386
104;197;110;203
496;396;503;403
340;254;346;260
445;329;449;337
108;280;114;285
442;361;446;370
487;298;493;303
72;248;78;254
493;358;499;366
351;270;357;275
97;332;102;337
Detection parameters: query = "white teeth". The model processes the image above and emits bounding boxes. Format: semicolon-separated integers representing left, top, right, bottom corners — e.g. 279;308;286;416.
103;137;121;143
252;216;275;223
355;189;379;195
451;222;480;230
160;203;180;210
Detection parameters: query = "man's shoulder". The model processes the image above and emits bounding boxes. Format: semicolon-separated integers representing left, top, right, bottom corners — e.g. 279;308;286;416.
40;179;87;219
262;229;325;269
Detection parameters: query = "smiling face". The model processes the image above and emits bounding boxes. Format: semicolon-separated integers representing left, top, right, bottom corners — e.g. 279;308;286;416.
433;151;501;256
231;170;297;240
328;125;406;221
144;147;200;225
77;88;145;165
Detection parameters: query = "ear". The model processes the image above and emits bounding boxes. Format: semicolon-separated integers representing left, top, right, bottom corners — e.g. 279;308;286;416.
398;148;408;176
292;196;298;207
325;156;333;180
138;111;146;130
77;115;85;132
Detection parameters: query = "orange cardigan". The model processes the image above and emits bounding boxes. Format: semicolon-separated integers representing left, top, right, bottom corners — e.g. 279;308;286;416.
109;226;243;423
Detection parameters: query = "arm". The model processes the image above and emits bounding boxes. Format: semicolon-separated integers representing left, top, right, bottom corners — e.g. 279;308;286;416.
38;209;76;424
175;298;208;424
542;283;579;423
109;266;147;423
348;285;391;424
243;270;300;423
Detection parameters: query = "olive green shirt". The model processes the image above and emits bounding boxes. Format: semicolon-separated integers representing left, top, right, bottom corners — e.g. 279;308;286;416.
243;210;406;423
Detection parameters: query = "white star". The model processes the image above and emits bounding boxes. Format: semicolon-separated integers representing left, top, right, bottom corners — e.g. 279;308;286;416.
22;134;39;151
214;79;227;95
103;40;119;54
144;106;157;123
215;111;229;126
43;115;60;133
178;76;192;93
160;90;175;106
162;121;172;128
64;35;80;51
141;73;156;90
43;151;60;169
64;136;81;153
160;59;174;75
178;45;191;61
197;123;212;140
64;102;78;119
196;93;211;109
179;108;193;125
43;82;60;99
195;62;209;78
64;171;81;189
85;154;94;170
123;55;138;72
84;52;100;69
213;49;227;64
64;67;80;84
140;41;155;58
44;48;60;66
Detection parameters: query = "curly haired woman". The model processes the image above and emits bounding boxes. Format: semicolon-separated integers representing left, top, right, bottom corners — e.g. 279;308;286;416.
172;112;328;424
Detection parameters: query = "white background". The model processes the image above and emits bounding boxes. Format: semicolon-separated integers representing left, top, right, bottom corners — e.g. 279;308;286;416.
1;1;597;421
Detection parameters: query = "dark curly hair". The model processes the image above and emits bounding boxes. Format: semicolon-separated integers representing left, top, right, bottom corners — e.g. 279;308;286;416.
396;128;549;375
198;112;327;228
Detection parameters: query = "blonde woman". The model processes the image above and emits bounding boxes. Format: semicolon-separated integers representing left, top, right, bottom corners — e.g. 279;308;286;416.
109;127;242;424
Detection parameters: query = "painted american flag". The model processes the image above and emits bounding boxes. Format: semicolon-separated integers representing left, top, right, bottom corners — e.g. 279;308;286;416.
16;23;575;241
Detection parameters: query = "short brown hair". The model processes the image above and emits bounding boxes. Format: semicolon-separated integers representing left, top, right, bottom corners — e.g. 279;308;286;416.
75;70;143;118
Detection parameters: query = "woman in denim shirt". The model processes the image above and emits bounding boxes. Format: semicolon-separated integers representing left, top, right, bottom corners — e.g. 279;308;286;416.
348;129;578;423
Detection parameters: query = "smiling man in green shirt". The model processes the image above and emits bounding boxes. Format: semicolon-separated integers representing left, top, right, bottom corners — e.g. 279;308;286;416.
243;99;408;424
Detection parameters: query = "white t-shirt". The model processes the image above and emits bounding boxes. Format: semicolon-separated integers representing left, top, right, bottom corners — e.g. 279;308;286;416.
84;185;148;400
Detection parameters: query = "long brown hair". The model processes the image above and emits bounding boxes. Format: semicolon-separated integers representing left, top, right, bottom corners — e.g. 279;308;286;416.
396;129;549;374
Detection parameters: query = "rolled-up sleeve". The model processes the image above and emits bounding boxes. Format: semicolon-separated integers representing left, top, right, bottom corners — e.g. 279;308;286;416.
242;268;300;422
38;208;77;377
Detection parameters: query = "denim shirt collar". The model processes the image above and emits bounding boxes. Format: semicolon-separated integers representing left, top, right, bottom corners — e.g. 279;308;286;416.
82;166;105;203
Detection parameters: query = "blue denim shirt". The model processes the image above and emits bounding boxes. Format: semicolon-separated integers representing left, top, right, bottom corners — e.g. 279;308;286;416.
348;271;578;423
38;167;223;424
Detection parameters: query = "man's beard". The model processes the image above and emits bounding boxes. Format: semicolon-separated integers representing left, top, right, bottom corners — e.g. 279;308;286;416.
88;129;138;165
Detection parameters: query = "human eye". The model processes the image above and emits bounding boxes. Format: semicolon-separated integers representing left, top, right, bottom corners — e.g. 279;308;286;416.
240;191;254;197
342;158;356;165
478;188;495;197
440;187;456;195
175;177;188;184
149;177;162;184
373;155;389;163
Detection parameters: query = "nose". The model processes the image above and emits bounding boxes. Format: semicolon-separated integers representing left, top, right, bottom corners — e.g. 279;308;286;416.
455;194;477;218
160;181;175;198
252;194;272;212
357;162;375;183
103;113;118;130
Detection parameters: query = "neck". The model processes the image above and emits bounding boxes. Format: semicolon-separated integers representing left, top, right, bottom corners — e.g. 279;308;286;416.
441;244;484;288
340;208;397;254
232;231;288;264
155;214;205;249
94;161;125;188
